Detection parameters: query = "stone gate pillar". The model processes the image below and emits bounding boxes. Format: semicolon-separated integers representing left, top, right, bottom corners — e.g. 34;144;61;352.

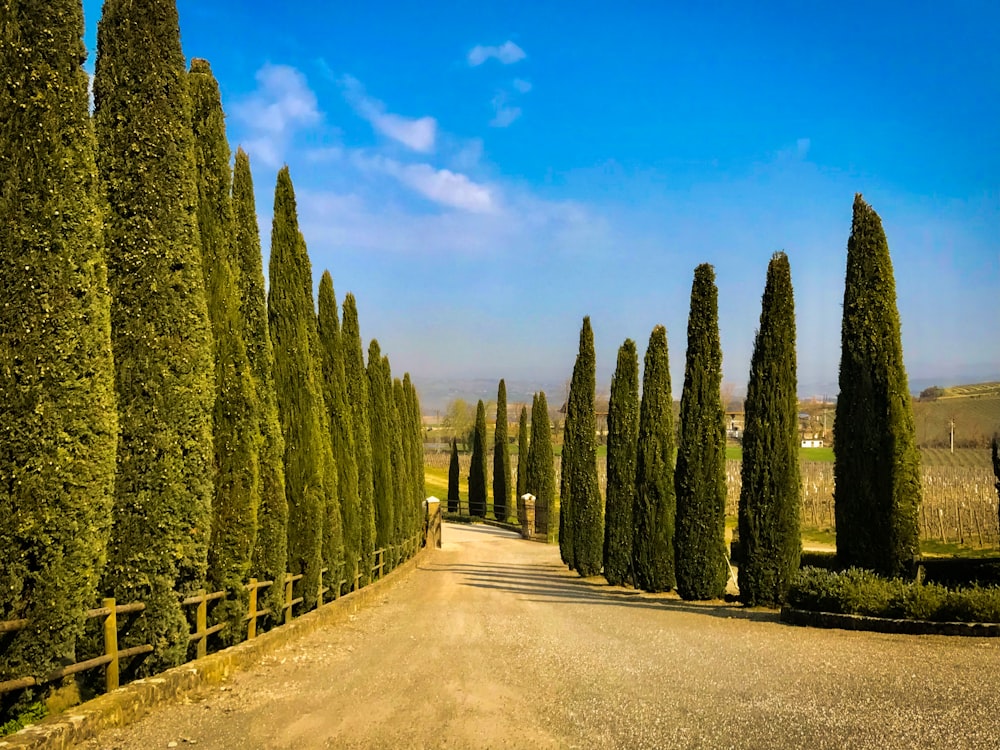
520;493;535;539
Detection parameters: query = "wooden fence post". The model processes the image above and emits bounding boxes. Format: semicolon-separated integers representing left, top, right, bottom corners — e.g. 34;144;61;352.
103;597;118;692
284;575;293;625
195;590;207;659
247;579;259;641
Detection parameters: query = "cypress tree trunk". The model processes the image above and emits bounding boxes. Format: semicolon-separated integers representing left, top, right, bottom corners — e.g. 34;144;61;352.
527;392;557;542
567;318;604;577
234;149;288;627
343;295;376;583
469;400;489;518
493;380;512;522
267;168;327;610
516;406;529;503
738;252;801;606
95;0;216;671
0;0;117;697
318;272;361;592
189;59;261;646
368;340;395;550
448;439;461;514
675;264;728;601
633;327;677;592
604;339;640;587
834;194;922;577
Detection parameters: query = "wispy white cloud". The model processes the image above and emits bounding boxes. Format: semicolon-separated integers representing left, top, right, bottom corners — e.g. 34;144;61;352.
231;64;320;167
341;75;436;153
468;41;526;66
513;78;533;94
490;92;522;128
355;154;496;213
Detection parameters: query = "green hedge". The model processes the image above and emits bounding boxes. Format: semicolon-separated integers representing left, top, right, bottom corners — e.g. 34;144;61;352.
787;567;1000;623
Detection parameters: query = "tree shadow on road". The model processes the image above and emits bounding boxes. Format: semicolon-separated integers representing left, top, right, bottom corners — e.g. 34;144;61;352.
420;561;781;624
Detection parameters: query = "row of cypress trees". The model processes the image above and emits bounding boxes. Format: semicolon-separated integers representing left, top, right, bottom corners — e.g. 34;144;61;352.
569;198;922;604
1;0;426;710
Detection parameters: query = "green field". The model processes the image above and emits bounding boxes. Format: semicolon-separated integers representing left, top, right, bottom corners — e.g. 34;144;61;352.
726;446;834;462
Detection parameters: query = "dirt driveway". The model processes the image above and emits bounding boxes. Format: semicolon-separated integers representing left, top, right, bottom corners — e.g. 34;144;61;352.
81;522;1000;749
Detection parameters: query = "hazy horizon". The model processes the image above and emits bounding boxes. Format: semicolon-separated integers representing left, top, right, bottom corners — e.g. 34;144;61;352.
81;2;1000;401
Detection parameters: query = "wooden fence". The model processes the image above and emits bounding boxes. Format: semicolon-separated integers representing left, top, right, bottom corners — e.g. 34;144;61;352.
0;533;424;705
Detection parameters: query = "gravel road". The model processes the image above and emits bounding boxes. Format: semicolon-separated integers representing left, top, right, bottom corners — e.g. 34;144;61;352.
81;523;1000;749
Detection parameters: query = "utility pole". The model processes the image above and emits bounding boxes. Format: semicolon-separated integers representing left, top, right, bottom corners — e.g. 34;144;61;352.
950;418;955;454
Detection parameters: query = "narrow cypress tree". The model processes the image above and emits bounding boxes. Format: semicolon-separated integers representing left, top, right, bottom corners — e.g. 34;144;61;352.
527;392;557;542
267;169;326;610
469;400;489;518
189;58;261;645
633;327;677;592
834;195;922;577
448;439;461;514
342;295;376;583
368;340;395;550
675;264;728;601
404;374;426;539
493;380;513;522
567;318;604;576
604;340;640;587
738;253;801;606
0;0;117;695
390;372;410;550
318;271;361;591
95;0;216;671
516;406;529;505
559;396;575;565
234;149;288;627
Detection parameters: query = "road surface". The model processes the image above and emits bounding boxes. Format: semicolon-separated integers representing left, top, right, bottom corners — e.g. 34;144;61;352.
81;522;1000;749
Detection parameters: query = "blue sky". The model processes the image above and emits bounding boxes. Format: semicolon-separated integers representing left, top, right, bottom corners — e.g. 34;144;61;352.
81;1;999;398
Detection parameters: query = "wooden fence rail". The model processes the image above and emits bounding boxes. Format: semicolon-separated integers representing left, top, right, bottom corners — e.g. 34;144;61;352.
0;522;433;711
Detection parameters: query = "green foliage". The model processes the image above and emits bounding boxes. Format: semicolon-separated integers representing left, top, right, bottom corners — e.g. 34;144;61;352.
516;407;529;502
526;392;556;540
404;374;426;537
675;264;728;600
342;295;376;583
788;568;1000;623
493;380;513;521
633;327;677;592
368;340;395;549
318;272;361;590
189;59;261;646
834;194;922;577
566;318;604;577
94;0;215;672
448;439;461;513
234;149;288;626
267;168;327;610
559;390;574;566
390;373;410;549
738;252;801;607
469;400;489;518
0;0;117;697
604;340;640;587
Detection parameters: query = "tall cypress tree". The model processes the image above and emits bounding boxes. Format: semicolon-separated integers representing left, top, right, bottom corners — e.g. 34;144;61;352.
469;400;489;518
835;195;922;577
318;271;361;591
604;339;640;587
675;264;728;601
390;372;410;551
527;392;557;542
738;252;801;606
493;380;513;522
267;168;326;610
95;0;215;671
233;149;287;626
404;374;426;539
567;317;604;577
633;327;677;592
342;295;376;583
368;340;395;550
448;438;461;514
189;58;261;645
0;0;117;695
559;395;575;565
516;406;529;504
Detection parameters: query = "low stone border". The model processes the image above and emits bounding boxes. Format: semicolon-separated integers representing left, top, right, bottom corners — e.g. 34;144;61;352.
780;606;1000;637
1;547;430;750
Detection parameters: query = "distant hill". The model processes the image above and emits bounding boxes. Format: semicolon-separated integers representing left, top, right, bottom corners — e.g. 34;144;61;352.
913;382;1000;448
